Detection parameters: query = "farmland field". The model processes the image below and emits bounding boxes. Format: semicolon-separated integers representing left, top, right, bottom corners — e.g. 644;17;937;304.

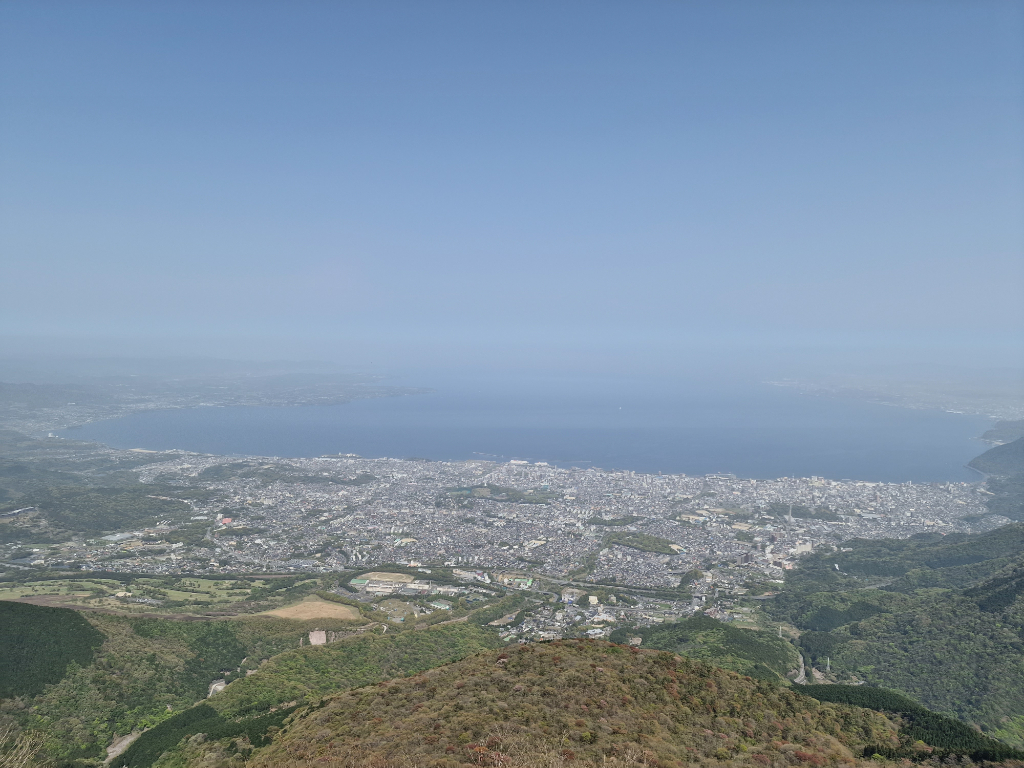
264;596;361;621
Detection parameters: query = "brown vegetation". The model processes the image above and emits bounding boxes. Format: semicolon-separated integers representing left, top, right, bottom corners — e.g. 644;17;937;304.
247;639;904;768
359;573;416;583
264;597;361;621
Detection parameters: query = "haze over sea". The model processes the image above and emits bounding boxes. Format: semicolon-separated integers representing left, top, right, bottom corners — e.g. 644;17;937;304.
66;373;990;483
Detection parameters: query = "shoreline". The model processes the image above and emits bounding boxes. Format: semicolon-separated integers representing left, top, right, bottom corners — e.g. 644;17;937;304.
51;407;995;486
1;376;1008;486
44;429;994;488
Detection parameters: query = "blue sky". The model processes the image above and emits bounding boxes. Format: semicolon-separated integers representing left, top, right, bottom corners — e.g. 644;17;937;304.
1;1;1021;374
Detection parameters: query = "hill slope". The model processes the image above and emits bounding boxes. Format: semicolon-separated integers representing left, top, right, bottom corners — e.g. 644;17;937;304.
969;437;1024;476
208;622;502;718
243;639;906;768
982;473;1024;522
794;685;1023;762
611;615;799;681
114;623;502;768
768;524;1024;745
1;608;365;764
0;601;104;698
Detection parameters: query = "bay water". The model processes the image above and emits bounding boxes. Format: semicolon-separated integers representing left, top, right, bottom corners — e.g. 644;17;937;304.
63;374;993;483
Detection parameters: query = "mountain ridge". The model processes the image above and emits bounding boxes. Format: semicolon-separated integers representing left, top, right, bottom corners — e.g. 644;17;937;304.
236;639;927;768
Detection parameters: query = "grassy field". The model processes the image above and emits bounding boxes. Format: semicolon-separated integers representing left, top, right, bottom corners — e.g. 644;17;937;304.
263;595;361;620
0;575;318;615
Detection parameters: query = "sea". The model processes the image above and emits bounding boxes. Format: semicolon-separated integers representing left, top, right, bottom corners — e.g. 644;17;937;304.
64;374;992;483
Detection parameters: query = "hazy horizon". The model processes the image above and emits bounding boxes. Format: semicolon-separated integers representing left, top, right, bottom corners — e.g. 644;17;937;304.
2;1;1022;381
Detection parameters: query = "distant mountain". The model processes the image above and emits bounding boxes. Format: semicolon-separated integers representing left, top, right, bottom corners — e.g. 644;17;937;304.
981;420;1024;445
233;640;1018;768
970;438;1024;522
969;437;1024;476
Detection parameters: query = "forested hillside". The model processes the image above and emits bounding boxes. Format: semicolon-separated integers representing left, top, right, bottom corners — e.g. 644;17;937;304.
967;439;1023;524
238;639;973;768
114;623;502;768
0;609;364;765
796;685;1022;763
0;484;215;540
768;523;1024;746
0;601;104;698
968;437;1024;476
208;622;502;718
983;473;1024;522
611;615;799;681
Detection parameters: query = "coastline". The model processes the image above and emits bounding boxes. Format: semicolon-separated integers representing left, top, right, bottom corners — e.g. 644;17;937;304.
56;396;992;484
765;378;1024;422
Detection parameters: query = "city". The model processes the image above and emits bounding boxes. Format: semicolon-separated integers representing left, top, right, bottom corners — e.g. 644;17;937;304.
3;441;1000;641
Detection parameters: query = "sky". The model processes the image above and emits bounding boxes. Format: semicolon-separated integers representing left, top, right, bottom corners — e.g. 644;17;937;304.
1;1;1022;378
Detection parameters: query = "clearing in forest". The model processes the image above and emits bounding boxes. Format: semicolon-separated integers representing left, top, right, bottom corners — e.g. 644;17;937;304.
264;596;361;621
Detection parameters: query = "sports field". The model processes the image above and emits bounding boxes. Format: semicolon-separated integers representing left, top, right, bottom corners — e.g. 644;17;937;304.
359;572;415;582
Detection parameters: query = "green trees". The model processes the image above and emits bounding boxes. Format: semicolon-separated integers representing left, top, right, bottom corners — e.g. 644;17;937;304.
0;601;104;698
110;704;298;768
210;623;502;719
983;473;1024;521
968;437;1024;477
603;531;677;555
797;685;1024;762
624;615;798;680
769;523;1024;746
0;484;214;536
112;623;503;768
1;611;372;763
